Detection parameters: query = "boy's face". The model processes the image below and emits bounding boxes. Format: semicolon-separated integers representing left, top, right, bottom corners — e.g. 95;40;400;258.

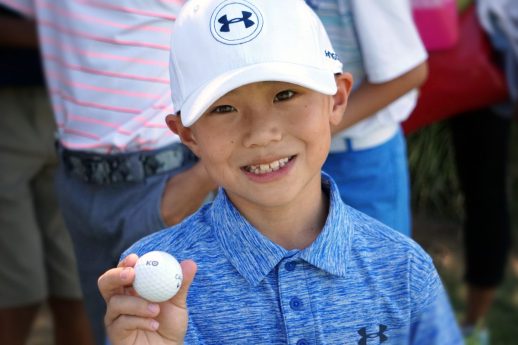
168;75;351;211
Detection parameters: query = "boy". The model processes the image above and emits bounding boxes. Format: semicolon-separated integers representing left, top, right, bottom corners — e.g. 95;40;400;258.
98;0;462;344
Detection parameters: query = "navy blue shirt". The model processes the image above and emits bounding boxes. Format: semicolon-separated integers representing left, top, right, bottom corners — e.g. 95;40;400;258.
124;174;462;344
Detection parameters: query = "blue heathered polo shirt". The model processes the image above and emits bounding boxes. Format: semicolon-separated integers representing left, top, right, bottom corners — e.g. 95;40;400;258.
123;173;462;345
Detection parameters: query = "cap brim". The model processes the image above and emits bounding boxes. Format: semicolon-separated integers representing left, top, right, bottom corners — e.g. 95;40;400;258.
180;62;337;127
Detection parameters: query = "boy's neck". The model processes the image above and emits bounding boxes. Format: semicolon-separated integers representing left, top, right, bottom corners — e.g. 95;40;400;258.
230;180;330;251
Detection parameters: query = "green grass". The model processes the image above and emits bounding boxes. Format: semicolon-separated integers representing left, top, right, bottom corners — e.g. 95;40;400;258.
407;121;464;220
408;120;518;344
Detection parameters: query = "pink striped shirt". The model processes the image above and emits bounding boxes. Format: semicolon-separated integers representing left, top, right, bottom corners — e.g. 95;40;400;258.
1;0;185;153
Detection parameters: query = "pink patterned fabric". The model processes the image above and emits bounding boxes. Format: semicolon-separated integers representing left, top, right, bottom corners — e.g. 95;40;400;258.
1;0;186;153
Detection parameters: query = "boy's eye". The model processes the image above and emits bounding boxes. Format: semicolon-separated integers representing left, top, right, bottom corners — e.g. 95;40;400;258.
274;90;296;102
211;104;236;114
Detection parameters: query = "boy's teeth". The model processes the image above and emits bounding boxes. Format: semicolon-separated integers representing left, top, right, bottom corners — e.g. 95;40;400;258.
247;157;290;174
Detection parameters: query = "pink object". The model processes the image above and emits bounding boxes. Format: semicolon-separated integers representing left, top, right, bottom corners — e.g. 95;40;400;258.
412;0;459;51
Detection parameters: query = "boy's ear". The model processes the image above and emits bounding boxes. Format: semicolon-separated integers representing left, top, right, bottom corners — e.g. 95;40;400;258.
165;114;200;155
330;73;353;126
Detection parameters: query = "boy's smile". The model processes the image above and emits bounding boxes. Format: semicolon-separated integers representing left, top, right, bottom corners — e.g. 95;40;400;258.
242;155;293;175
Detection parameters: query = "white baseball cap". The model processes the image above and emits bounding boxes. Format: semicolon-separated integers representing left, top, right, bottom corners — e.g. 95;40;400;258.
170;0;343;127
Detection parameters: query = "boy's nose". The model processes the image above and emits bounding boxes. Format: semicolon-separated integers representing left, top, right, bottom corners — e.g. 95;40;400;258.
242;111;282;148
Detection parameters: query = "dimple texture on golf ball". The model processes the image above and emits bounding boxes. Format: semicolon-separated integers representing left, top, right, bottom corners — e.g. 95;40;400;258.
133;251;183;302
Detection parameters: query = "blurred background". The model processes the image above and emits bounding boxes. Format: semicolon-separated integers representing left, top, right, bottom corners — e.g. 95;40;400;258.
409;122;518;344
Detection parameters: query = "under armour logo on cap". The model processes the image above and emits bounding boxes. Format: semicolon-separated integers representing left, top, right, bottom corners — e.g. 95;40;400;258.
210;0;263;45
218;11;254;32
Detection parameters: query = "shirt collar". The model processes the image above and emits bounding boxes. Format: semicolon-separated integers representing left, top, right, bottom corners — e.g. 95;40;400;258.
210;172;352;286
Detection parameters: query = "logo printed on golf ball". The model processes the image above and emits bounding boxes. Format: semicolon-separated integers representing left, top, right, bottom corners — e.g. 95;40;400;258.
133;251;183;302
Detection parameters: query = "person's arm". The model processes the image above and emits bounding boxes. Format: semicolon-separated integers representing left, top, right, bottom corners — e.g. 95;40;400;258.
160;160;218;226
0;11;37;48
98;253;197;345
331;62;428;135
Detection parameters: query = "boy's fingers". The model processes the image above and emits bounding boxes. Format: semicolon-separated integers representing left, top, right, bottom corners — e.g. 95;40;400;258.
98;253;139;302
98;266;136;302
118;253;138;268
109;314;160;335
169;260;197;309
105;294;160;327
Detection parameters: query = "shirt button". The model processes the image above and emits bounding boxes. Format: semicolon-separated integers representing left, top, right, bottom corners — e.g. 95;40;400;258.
290;297;303;310
297;339;309;345
285;261;297;271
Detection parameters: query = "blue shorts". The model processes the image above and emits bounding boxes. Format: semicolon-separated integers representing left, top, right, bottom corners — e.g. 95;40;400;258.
323;128;411;236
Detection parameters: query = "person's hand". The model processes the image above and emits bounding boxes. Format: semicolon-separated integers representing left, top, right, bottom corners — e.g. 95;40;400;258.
98;254;197;345
161;161;217;226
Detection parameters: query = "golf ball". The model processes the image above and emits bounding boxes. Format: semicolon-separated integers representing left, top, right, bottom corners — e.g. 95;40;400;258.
133;251;183;303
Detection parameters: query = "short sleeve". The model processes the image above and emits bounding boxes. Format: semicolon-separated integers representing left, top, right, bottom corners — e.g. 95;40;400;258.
409;252;463;345
351;0;427;83
0;0;35;17
184;318;204;345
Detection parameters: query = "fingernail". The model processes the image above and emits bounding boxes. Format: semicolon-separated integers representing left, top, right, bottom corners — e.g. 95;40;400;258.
148;303;159;314
151;320;159;330
120;267;131;280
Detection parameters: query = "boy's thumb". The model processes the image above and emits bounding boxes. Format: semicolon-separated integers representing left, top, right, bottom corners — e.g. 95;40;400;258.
170;259;197;308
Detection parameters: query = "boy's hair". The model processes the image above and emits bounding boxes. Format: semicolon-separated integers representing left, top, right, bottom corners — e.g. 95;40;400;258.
169;0;343;126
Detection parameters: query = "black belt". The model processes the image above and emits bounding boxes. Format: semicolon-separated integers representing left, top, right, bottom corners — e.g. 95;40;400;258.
60;143;197;184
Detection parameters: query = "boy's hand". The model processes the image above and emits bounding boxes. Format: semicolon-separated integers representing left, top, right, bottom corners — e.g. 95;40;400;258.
98;254;197;345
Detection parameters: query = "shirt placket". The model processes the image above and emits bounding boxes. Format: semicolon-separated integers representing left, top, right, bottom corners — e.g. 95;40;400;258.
278;257;316;345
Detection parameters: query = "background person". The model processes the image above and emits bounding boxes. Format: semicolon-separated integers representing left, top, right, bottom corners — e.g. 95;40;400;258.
450;0;517;342
310;0;428;236
0;1;216;344
0;6;94;345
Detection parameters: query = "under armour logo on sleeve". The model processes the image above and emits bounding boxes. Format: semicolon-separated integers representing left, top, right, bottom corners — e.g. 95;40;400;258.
357;324;388;344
